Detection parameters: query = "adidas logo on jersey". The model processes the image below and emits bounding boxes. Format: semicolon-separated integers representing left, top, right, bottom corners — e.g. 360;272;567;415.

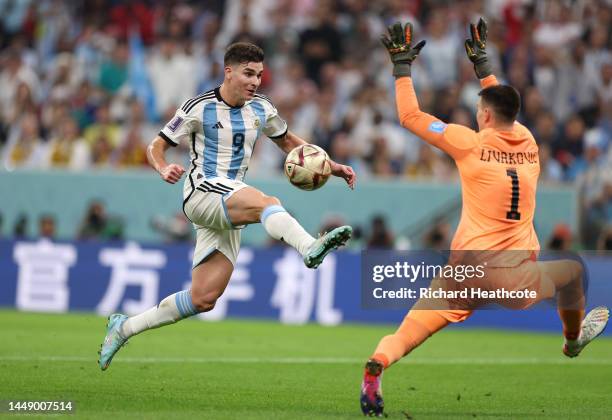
212;121;224;129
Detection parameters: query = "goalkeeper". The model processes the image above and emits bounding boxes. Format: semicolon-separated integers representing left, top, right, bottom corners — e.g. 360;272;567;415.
359;19;609;417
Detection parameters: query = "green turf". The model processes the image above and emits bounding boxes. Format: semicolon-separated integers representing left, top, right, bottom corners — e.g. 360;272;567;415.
0;310;610;419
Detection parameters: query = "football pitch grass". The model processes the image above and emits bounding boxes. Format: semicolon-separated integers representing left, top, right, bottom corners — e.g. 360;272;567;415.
0;310;610;419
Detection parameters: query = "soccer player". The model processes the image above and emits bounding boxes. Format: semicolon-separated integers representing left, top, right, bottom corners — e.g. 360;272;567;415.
98;42;356;370
360;19;610;416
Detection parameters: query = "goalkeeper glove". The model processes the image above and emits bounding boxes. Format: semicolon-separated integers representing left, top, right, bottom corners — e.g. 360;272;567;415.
464;18;493;79
381;22;426;78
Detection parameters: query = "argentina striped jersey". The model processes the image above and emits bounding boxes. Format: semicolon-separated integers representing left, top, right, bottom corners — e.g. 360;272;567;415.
159;87;288;198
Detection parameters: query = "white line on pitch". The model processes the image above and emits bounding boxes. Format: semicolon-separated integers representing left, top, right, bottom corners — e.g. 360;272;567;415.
1;355;612;365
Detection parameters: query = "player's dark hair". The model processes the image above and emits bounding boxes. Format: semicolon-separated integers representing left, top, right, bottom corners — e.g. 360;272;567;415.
224;42;264;66
478;85;521;124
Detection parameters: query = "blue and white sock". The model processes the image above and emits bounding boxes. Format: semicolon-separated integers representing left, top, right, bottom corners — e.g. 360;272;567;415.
121;290;197;338
261;205;315;255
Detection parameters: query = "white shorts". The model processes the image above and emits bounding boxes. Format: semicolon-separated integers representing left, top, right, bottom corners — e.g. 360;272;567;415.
183;177;249;267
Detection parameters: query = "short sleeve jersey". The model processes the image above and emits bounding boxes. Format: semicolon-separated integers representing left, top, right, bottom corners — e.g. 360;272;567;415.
159;87;288;197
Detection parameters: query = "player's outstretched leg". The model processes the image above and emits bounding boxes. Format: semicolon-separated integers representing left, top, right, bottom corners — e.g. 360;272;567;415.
262;203;352;268
98;313;128;370
360;359;385;417
563;306;610;358
226;187;352;269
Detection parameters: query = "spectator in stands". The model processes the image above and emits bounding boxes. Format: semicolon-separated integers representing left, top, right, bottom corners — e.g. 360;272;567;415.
90;133;114;167
538;143;563;183
70;81;98;130
597;226;612;251
368;137;394;177
0;49;39;122
533;111;559;147
39;214;56;239
1;113;46;170
78;201;107;240
108;0;156;44
78;200;124;241
584;181;612;248
328;131;365;176
114;126;148;168
46;117;90;170
84;102;120;149
547;223;573;251
555;114;586;179
310;88;341;150
553;40;598;123
585;98;611;156
46;53;83;103
432;84;462;123
13;213;28;239
423;219;451;251
3;81;37;128
420;7;460;89
298;2;343;85
148;36;197;116
121;99;158;144
98;41;129;94
567;139;605;182
597;60;612;104
366;215;394;249
405;143;454;180
521;87;547;132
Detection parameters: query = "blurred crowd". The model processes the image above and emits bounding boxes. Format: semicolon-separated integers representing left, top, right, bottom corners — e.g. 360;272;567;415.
0;0;610;247
5;201;612;251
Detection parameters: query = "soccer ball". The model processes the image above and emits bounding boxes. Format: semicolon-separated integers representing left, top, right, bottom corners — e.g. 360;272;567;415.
284;144;332;191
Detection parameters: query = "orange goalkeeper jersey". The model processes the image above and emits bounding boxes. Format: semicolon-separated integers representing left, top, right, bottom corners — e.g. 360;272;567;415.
396;75;540;252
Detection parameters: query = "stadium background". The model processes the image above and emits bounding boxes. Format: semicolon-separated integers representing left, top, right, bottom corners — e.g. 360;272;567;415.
1;1;611;418
0;0;610;247
1;0;610;298
1;0;611;317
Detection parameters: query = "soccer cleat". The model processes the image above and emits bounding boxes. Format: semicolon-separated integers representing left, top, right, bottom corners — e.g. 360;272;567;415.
360;359;384;417
303;225;352;269
563;306;609;358
98;313;128;371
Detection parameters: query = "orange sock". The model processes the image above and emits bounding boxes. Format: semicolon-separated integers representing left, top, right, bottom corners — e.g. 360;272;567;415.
370;353;390;369
370;310;449;369
559;309;584;340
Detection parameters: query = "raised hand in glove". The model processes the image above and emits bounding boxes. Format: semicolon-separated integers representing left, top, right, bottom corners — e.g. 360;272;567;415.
381;22;426;78
464;17;492;79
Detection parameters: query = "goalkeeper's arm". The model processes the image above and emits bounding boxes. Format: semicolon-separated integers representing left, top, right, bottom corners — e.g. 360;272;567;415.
382;22;477;158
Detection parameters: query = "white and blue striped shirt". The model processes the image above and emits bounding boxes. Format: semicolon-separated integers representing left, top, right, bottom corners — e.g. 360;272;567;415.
159;87;288;198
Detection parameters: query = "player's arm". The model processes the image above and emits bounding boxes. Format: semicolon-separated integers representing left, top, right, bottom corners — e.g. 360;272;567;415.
147;110;192;184
273;130;307;154
382;22;477;157
272;130;356;189
146;136;185;184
